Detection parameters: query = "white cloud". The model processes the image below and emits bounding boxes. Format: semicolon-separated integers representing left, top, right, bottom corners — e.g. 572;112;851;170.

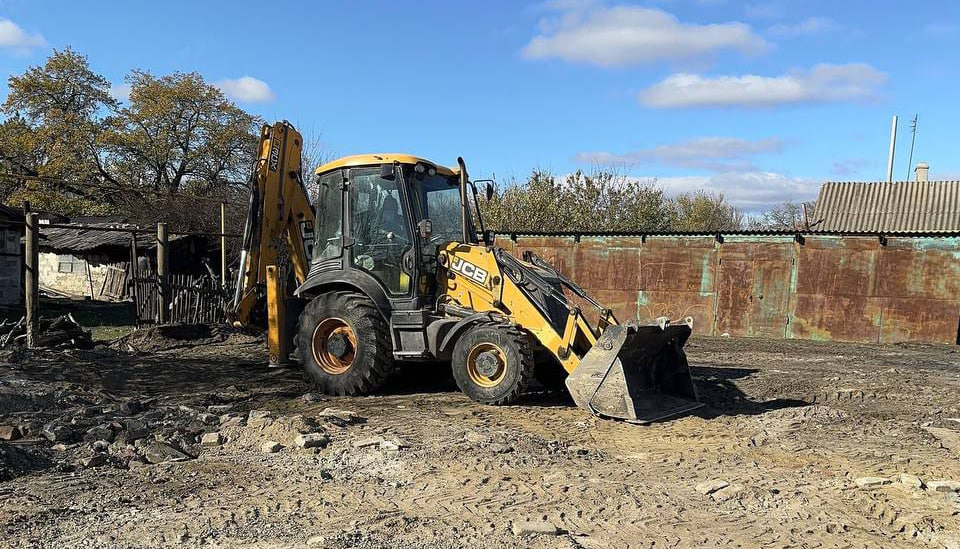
522;4;768;67
922;22;958;38
744;3;785;20
655;171;820;210
109;83;131;102
576;136;784;171
216;76;275;103
639;63;887;108
0;19;45;52
768;17;841;37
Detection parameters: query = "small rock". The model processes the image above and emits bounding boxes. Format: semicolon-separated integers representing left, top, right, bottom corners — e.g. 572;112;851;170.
143;442;191;464
855;477;892;490
200;432;223;447
711;484;744;502
568;445;589;456
219;415;244;429
79;405;103;417
305;535;327;547
0;425;21;441
119;400;143;415
379;438;410;452
247;410;273;428
79;454;107;468
296;433;330;449
197;413;219;425
41;424;72;442
927;480;960;493
898;473;925;490
463;431;486;444
51;443;69;452
261;441;283;453
301;393;326;403
695;479;730;495
488;443;514;454
317;408;363;425
207;404;233;414
85;424;115;442
353;436;385;449
91;440;110;452
122;419;149;441
511;520;559;536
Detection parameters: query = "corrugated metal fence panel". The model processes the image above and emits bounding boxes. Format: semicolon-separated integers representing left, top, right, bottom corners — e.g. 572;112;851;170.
715;236;794;338
874;237;960;344
790;236;882;343
506;233;960;345
815;181;960;233
638;236;717;335
574;236;641;323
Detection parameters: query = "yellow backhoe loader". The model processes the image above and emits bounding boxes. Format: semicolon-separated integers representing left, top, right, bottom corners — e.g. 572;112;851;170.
228;121;702;422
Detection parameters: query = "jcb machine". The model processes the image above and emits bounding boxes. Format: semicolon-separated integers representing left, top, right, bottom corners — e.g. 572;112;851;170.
229;122;701;422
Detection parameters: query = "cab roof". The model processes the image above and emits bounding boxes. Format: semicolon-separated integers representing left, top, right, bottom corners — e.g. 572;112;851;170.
315;154;458;177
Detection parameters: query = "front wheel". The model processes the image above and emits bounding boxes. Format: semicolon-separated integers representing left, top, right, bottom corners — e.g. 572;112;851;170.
451;324;535;405
295;291;394;396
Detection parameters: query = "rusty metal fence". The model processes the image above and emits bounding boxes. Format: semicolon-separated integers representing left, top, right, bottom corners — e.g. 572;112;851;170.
500;233;960;345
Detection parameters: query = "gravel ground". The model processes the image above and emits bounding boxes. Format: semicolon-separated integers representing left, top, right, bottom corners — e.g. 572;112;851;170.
1;327;959;548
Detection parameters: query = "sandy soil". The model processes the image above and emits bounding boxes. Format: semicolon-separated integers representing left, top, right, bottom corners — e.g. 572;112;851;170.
1;327;959;548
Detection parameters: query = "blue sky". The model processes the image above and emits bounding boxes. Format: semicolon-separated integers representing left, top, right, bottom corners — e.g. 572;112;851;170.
0;0;958;211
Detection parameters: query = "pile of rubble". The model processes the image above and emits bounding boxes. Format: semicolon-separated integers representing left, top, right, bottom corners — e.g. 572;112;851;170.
0;393;370;477
0;314;92;349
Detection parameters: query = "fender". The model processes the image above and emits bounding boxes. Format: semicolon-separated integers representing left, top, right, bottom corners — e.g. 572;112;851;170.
294;267;393;321
438;312;501;357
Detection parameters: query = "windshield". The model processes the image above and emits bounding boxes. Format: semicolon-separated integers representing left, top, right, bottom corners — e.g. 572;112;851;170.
409;170;476;245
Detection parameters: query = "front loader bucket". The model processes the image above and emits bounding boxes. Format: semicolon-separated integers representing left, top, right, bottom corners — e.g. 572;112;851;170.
565;319;702;423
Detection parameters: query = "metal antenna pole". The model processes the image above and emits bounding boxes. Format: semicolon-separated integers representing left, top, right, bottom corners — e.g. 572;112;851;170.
905;114;918;181
886;115;898;182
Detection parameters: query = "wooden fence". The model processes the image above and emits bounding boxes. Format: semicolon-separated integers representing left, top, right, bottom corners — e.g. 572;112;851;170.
131;269;232;325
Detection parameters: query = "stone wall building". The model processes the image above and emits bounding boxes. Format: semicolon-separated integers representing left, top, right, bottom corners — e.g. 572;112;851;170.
39;218;211;301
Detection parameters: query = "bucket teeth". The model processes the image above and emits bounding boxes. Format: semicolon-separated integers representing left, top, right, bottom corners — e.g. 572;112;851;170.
565;321;702;423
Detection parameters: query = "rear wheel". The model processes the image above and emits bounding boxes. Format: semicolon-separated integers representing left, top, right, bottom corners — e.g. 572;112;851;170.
296;291;394;396
452;324;535;405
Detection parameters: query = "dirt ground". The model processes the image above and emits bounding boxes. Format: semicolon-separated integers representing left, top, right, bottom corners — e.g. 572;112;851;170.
1;327;959;549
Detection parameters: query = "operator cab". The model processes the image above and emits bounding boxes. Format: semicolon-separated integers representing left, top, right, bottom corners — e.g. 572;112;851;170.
311;154;488;314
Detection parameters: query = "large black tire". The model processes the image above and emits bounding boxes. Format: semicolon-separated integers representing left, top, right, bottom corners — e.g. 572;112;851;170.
451;324;535;405
295;291;394;396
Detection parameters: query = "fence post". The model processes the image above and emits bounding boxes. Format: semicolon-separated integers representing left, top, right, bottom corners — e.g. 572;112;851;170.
24;212;39;348
157;223;169;324
220;202;227;289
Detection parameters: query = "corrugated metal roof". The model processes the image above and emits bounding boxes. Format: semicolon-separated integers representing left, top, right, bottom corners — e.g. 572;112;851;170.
814;180;960;233
39;223;188;254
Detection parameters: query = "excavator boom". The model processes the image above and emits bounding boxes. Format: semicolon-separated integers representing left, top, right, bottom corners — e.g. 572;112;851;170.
228;121;315;365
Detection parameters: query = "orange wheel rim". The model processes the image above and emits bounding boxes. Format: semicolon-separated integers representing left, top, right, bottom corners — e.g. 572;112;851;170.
311;318;357;375
466;343;507;388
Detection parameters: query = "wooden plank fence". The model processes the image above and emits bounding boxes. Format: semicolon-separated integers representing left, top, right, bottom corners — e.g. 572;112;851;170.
131;269;232;325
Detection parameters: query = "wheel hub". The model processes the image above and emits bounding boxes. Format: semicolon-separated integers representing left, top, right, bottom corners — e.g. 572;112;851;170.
466;343;507;388
474;351;501;377
311;318;357;375
327;333;351;359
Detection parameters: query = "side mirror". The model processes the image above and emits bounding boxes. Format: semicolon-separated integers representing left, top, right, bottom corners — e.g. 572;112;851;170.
483;229;496;246
379;163;395;180
485;182;494;201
